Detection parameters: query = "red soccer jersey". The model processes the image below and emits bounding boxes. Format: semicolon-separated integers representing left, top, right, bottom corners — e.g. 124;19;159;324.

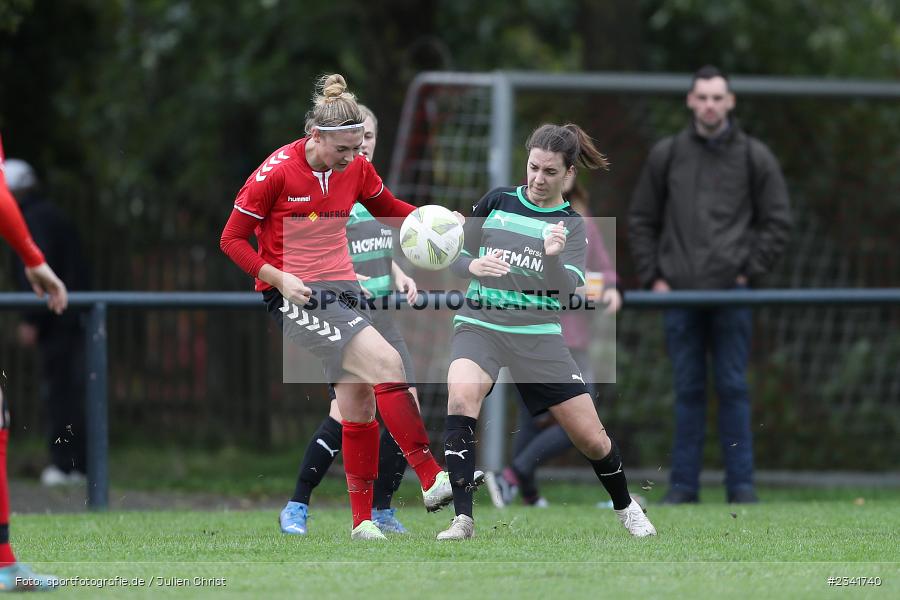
0;132;45;267
233;137;386;291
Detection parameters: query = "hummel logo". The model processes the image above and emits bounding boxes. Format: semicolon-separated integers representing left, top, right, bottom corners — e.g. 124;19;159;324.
347;316;363;327
288;195;311;202
445;449;468;459
316;438;339;457
571;373;585;384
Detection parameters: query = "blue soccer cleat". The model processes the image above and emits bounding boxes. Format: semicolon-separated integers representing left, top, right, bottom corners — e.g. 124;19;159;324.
0;562;59;592
372;508;408;534
279;501;309;535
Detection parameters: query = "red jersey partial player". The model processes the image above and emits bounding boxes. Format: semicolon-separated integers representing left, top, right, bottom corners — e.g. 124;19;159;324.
0;133;66;590
220;74;457;540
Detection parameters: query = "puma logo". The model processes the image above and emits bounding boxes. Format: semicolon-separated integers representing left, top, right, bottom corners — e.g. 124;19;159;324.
598;461;623;477
316;438;339;457
444;449;468;459
572;373;585;384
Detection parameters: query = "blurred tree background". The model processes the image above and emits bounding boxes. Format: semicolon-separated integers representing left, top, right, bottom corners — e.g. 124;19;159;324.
0;0;897;466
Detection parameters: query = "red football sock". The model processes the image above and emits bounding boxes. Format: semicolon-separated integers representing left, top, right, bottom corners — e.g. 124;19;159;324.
0;430;16;567
341;419;379;528
373;383;442;491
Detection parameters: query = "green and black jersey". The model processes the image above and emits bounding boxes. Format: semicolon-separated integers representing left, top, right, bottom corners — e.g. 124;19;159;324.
450;185;587;335
346;203;394;298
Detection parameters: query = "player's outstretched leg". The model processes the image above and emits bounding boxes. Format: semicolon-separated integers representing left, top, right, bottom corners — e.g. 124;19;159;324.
550;393;656;537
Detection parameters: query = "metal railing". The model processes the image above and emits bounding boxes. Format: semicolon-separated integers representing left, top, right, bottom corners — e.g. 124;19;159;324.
2;288;898;509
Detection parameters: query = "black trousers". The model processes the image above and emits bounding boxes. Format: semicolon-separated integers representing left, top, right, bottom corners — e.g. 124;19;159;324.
39;329;87;473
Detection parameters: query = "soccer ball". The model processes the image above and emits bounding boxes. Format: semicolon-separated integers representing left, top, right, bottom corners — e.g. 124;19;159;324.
399;205;464;270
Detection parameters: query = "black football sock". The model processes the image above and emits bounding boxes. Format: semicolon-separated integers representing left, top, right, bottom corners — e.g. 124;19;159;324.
372;428;408;510
444;414;478;518
291;416;342;505
586;437;632;510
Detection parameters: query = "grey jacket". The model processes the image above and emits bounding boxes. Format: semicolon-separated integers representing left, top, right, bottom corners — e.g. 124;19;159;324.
629;121;792;290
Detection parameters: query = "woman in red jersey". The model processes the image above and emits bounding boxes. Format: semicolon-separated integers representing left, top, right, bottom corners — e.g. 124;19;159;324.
0;133;65;590
220;74;453;540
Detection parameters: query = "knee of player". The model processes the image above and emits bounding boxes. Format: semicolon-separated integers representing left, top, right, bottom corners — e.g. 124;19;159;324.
579;430;612;460
447;393;478;416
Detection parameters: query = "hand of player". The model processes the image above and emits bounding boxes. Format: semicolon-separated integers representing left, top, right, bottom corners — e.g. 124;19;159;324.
17;322;38;347
24;262;68;315
280;272;312;306
469;249;510;278
601;287;623;315
356;273;374;299
543;221;567;256
652;279;670;293
392;267;418;305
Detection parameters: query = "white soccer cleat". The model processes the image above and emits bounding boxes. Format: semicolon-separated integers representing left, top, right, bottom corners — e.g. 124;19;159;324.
350;519;387;541
436;514;475;541
423;470;485;512
614;497;657;537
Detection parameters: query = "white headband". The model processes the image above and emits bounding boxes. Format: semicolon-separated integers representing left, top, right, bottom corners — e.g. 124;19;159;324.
315;123;364;131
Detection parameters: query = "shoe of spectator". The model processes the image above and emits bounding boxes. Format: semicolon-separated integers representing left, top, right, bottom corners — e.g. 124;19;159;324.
727;488;759;504
660;489;699;504
40;465;85;487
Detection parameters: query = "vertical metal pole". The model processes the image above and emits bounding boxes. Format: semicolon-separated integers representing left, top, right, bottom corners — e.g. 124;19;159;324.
482;73;515;471
85;302;108;510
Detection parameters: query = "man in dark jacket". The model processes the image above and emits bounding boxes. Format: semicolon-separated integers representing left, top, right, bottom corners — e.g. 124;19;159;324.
629;65;792;504
5;158;90;485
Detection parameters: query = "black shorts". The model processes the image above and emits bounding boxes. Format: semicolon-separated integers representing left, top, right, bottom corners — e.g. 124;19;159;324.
326;306;416;400
450;324;589;416
263;281;373;384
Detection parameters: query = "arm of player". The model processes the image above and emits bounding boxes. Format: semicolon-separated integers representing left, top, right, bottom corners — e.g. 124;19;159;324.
543;220;585;302
0;182;67;314
449;190;509;279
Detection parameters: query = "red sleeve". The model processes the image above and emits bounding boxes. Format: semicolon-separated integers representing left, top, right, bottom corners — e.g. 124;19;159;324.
220;209;267;278
359;184;416;225
0;175;45;267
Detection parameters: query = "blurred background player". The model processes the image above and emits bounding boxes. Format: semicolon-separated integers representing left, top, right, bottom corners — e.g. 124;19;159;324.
221;74;455;540
279;105;445;536
4;158;90;487
439;123;655;540
485;180;627;509
0;132;67;591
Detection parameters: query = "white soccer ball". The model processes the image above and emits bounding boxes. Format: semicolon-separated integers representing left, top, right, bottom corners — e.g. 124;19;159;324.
399;205;464;271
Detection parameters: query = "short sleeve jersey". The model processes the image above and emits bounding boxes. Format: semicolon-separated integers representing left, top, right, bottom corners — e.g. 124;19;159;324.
455;185;587;335
346;204;394;298
233;137;385;291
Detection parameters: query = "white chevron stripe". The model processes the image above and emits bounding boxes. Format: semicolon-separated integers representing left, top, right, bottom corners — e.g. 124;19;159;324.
269;156;281;165
305;316;320;331
328;328;341;342
287;304;299;320
261;163;273;173
255;171;266;182
279;298;290;313
318;323;331;336
278;151;290;160
296;310;310;326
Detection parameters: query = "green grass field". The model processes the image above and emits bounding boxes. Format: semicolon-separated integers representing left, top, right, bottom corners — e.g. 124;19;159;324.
13;481;900;599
